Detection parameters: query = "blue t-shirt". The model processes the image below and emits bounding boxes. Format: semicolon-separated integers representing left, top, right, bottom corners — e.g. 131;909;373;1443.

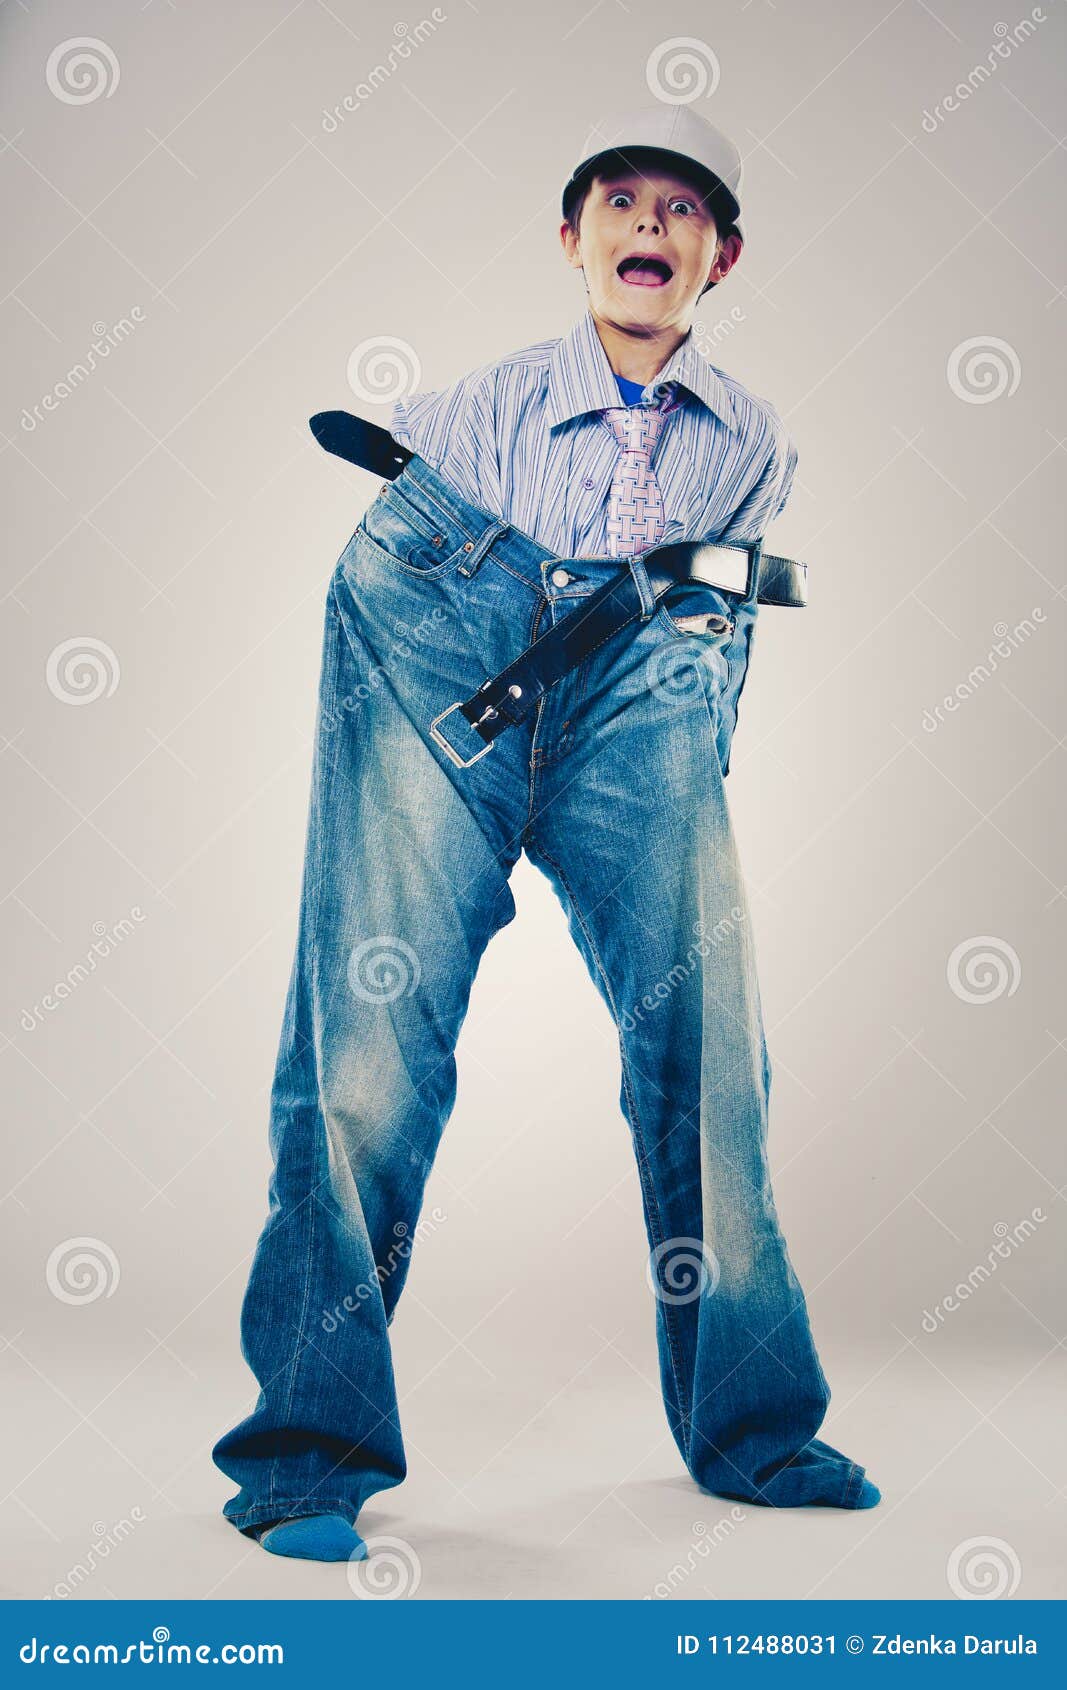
614;373;647;405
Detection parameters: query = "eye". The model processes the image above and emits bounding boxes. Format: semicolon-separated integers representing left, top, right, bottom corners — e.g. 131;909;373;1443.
670;198;698;217
608;190;634;209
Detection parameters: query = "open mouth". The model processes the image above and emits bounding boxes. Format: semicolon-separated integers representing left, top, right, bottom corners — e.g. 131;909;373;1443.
617;253;674;289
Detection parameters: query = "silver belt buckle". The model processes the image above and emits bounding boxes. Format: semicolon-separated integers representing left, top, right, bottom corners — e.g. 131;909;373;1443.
429;700;496;769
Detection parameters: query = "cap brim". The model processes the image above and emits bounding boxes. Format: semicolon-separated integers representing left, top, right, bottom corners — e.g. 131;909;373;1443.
562;145;741;231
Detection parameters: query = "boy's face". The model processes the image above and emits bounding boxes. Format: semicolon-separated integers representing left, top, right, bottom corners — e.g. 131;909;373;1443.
560;163;741;333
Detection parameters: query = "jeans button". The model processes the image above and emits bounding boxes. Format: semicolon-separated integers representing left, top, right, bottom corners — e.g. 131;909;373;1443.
551;567;571;587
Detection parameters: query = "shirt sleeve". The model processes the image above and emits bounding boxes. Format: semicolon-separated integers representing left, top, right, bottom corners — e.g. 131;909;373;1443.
716;429;798;545
390;366;502;515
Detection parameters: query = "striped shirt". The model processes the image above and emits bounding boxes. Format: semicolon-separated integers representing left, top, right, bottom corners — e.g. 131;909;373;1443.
390;308;798;557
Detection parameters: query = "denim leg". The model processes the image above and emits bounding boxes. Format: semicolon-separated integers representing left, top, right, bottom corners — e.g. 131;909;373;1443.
525;605;868;1509
212;551;526;1535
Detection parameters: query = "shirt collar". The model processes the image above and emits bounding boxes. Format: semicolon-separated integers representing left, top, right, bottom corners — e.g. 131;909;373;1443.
546;308;739;433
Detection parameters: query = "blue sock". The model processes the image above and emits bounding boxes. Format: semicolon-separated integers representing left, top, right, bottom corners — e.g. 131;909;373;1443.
256;1514;368;1562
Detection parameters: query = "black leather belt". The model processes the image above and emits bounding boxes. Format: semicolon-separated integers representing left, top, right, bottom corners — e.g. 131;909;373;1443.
311;410;809;769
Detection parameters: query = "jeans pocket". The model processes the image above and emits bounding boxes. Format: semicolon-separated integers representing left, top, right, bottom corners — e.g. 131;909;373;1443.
356;482;473;579
655;581;737;644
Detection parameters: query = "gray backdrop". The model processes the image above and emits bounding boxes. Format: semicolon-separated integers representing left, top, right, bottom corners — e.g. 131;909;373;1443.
2;0;1063;1603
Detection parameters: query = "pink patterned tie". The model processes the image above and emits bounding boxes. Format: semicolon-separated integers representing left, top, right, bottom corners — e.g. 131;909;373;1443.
602;390;680;558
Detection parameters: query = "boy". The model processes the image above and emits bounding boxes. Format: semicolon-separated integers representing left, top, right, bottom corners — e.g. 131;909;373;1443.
212;105;879;1565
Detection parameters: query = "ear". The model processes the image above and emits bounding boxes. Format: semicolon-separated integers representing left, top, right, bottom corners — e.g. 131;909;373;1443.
560;219;583;270
705;229;743;287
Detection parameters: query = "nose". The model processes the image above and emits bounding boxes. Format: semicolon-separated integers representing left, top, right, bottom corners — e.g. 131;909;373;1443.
636;216;661;235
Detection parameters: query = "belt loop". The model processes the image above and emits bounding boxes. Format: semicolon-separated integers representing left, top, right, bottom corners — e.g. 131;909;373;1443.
746;537;764;604
627;551;657;621
457;517;508;578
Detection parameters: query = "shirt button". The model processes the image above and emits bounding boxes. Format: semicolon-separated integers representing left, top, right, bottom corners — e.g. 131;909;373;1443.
551;567;571;587
583;477;594;489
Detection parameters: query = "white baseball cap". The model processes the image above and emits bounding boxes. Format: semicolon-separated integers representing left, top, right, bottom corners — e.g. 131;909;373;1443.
562;106;744;241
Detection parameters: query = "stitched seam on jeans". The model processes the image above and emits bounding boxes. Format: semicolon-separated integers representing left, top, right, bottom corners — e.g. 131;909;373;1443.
391;474;482;547
486;553;546;594
658;603;735;640
527;838;690;1437
523;600;551;832
722;614;758;775
227;1499;360;1532
267;581;344;1515
842;1459;863;1505
382;482;467;547
354;520;468;580
269;1185;318;1520
615;1049;691;1439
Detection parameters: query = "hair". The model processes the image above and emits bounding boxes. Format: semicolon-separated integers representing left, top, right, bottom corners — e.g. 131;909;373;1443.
563;147;739;297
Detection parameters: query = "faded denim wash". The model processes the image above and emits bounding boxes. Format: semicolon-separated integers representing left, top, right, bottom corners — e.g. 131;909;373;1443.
211;451;873;1532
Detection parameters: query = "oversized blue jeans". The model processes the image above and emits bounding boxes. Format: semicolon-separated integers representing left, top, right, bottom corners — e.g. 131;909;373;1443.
212;452;872;1531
